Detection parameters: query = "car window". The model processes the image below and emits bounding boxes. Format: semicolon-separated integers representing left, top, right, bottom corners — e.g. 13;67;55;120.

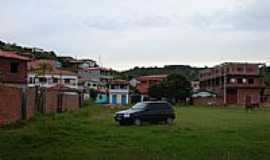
147;103;171;111
131;103;147;110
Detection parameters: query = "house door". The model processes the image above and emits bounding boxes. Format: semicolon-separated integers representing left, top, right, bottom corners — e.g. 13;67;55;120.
121;95;127;104
35;87;45;113
227;89;238;104
57;94;63;113
112;95;117;104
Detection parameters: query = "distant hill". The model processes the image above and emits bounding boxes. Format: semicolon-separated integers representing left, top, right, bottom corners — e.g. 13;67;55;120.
0;40;57;60
122;65;205;81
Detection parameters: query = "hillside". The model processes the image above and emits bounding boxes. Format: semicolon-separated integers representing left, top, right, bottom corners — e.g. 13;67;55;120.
0;40;57;60
122;65;205;81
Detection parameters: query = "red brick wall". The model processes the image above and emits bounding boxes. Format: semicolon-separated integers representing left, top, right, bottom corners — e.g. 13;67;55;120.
0;58;28;84
0;85;22;125
45;90;58;113
237;88;261;105
62;93;79;111
0;85;81;126
44;89;80;113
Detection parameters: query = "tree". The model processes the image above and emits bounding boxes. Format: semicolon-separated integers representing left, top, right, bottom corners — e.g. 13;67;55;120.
89;89;98;100
148;84;163;100
163;74;192;103
35;63;54;75
148;74;192;104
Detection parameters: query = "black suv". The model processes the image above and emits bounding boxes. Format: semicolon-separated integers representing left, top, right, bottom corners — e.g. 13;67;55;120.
114;101;175;125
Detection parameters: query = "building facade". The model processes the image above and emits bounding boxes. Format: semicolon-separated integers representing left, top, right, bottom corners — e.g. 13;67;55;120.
78;67;113;90
108;80;129;105
199;63;265;105
28;70;78;89
0;51;30;84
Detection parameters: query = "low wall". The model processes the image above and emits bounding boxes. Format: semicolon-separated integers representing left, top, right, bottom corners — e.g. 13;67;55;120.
44;89;80;113
0;85;36;125
193;97;223;106
0;84;81;126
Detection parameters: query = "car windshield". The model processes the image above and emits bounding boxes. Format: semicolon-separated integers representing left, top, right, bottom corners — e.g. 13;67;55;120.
131;103;146;110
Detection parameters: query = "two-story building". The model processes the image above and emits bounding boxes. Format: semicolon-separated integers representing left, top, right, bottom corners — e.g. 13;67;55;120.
199;62;265;105
108;80;129;105
28;69;78;89
78;67;113;90
27;59;78;89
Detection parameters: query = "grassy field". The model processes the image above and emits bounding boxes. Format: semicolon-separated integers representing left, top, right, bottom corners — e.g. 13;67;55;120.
1;105;270;160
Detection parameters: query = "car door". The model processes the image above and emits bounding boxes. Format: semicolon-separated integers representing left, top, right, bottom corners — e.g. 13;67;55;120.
140;104;157;121
148;103;163;121
156;103;169;120
162;103;172;119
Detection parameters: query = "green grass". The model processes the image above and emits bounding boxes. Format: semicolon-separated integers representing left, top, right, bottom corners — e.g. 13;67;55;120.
1;105;270;160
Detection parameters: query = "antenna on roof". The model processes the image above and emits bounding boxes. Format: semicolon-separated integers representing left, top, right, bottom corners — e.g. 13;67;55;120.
98;55;103;67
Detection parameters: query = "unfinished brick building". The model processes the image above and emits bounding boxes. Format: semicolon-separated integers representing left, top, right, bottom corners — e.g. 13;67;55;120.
199;63;265;105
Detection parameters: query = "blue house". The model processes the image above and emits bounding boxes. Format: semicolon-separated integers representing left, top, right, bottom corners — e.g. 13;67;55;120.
108;80;129;105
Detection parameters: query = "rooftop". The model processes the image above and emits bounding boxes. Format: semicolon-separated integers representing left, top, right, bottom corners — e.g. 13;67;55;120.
0;50;30;61
30;68;77;76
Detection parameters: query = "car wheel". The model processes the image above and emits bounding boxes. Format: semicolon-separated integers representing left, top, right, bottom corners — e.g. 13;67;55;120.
134;118;142;126
165;117;173;124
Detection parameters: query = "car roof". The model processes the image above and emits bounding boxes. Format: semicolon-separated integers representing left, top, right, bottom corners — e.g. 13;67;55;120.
141;101;170;104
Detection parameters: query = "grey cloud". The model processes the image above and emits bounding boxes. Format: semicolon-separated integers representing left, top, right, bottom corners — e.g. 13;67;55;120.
192;0;270;31
83;15;173;30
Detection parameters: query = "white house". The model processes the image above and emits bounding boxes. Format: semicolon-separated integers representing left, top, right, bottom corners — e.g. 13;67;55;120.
108;80;129;105
28;69;78;89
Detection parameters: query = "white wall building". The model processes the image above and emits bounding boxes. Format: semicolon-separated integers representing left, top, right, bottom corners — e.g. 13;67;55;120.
28;70;78;89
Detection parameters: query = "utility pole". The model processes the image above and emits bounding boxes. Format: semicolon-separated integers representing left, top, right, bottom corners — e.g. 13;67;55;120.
223;65;227;105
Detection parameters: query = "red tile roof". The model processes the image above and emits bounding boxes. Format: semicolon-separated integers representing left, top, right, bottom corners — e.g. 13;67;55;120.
0;50;30;61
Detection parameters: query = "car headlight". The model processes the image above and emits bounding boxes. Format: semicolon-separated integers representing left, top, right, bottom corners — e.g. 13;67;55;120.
124;114;130;118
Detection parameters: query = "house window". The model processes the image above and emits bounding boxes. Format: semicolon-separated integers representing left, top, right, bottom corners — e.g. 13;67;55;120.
39;77;47;83
53;78;58;83
237;67;243;72
247;68;254;72
29;77;34;84
64;79;71;84
237;78;243;84
10;62;19;73
248;79;254;84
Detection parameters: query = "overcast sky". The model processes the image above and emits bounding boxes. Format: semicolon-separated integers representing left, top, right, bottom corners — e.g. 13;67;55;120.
0;0;269;70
